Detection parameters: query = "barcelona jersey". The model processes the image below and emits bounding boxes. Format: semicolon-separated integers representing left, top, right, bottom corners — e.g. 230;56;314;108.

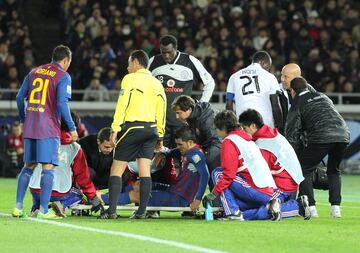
169;147;209;203
16;62;74;139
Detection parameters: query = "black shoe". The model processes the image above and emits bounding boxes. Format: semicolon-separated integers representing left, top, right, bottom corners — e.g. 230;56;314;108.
98;210;118;219
218;210;244;221
146;211;160;219
211;196;222;207
71;209;91;217
181;211;195;217
267;198;282;221
297;195;311;220
213;211;224;219
129;211;147;219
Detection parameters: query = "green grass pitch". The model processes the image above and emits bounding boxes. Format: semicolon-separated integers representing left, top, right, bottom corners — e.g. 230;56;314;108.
0;176;359;253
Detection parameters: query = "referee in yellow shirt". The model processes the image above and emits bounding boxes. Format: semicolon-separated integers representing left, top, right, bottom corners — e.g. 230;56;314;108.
100;50;166;219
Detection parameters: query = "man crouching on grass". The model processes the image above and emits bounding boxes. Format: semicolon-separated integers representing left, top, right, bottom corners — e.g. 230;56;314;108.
28;115;103;218
98;125;210;216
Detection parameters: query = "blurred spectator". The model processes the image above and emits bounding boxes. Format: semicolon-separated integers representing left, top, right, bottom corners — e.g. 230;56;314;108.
85;8;107;39
102;67;118;90
83;78;110;101
253;29;269;51
2;80;19;100
6;121;24;172
71;110;88;139
110;79;122;101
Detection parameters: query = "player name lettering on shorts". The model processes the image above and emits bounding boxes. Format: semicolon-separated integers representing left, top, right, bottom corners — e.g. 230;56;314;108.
35;68;57;77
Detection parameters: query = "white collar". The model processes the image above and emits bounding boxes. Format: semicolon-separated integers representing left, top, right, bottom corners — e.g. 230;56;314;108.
299;90;310;96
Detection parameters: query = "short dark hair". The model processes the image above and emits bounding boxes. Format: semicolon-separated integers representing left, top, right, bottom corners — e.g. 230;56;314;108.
252;50;272;70
129;50;149;68
214;110;240;133
52;45;72;62
174;124;196;142
97;127;112;143
171;95;195;111
238;109;264;129
291;77;308;94
159;35;177;48
61;111;80;132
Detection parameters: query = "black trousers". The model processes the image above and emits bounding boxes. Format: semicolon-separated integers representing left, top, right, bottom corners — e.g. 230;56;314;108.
163;124;178;149
204;144;221;191
297;142;348;206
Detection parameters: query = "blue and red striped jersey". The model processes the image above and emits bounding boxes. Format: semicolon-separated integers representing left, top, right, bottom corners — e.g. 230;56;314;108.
169;147;209;204
16;62;75;139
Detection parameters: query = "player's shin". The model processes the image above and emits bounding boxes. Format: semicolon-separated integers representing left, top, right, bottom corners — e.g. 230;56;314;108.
137;177;151;215
15;167;33;209
39;169;55;214
108;176;122;214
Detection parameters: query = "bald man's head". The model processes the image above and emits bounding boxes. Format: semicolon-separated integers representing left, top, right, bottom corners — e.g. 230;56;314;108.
281;63;301;90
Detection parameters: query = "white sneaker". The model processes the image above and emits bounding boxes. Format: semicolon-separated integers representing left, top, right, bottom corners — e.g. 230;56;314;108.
309;205;319;218
330;205;341;218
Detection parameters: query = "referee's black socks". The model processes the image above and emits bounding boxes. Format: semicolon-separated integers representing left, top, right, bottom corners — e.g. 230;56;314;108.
108;176;122;214
138;177;151;215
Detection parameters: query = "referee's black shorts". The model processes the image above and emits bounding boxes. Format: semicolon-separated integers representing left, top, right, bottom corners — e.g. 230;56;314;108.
114;122;158;162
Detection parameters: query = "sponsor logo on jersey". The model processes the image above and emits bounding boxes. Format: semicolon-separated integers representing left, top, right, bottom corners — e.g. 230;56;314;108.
165;87;184;93
26;106;45;112
167;79;176;87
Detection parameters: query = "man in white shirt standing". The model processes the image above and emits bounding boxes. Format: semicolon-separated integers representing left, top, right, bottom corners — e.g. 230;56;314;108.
226;51;283;129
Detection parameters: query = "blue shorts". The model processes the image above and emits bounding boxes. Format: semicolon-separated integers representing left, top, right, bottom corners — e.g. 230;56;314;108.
24;138;60;165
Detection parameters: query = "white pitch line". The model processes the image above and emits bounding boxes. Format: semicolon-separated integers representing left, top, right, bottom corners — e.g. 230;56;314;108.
316;203;360;209
0;212;226;253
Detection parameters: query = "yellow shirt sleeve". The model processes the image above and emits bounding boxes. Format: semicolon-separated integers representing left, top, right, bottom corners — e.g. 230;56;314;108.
155;83;166;138
111;75;131;133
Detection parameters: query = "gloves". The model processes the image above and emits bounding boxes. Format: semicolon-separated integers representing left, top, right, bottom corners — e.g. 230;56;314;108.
89;196;104;213
202;192;218;208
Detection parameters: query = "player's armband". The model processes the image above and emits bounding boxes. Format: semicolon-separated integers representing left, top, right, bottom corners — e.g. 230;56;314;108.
226;92;235;101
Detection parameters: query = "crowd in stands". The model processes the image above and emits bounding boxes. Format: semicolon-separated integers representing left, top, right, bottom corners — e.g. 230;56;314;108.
0;121;23;177
0;0;359;101
0;0;35;100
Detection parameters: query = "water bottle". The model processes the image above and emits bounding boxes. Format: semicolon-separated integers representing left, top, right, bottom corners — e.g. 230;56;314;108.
205;203;213;221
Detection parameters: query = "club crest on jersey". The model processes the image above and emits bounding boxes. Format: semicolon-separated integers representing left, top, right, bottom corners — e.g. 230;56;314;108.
192;154;201;164
180;70;190;79
167;79;176;87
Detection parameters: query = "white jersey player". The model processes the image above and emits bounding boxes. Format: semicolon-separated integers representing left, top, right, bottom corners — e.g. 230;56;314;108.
226;51;283;128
